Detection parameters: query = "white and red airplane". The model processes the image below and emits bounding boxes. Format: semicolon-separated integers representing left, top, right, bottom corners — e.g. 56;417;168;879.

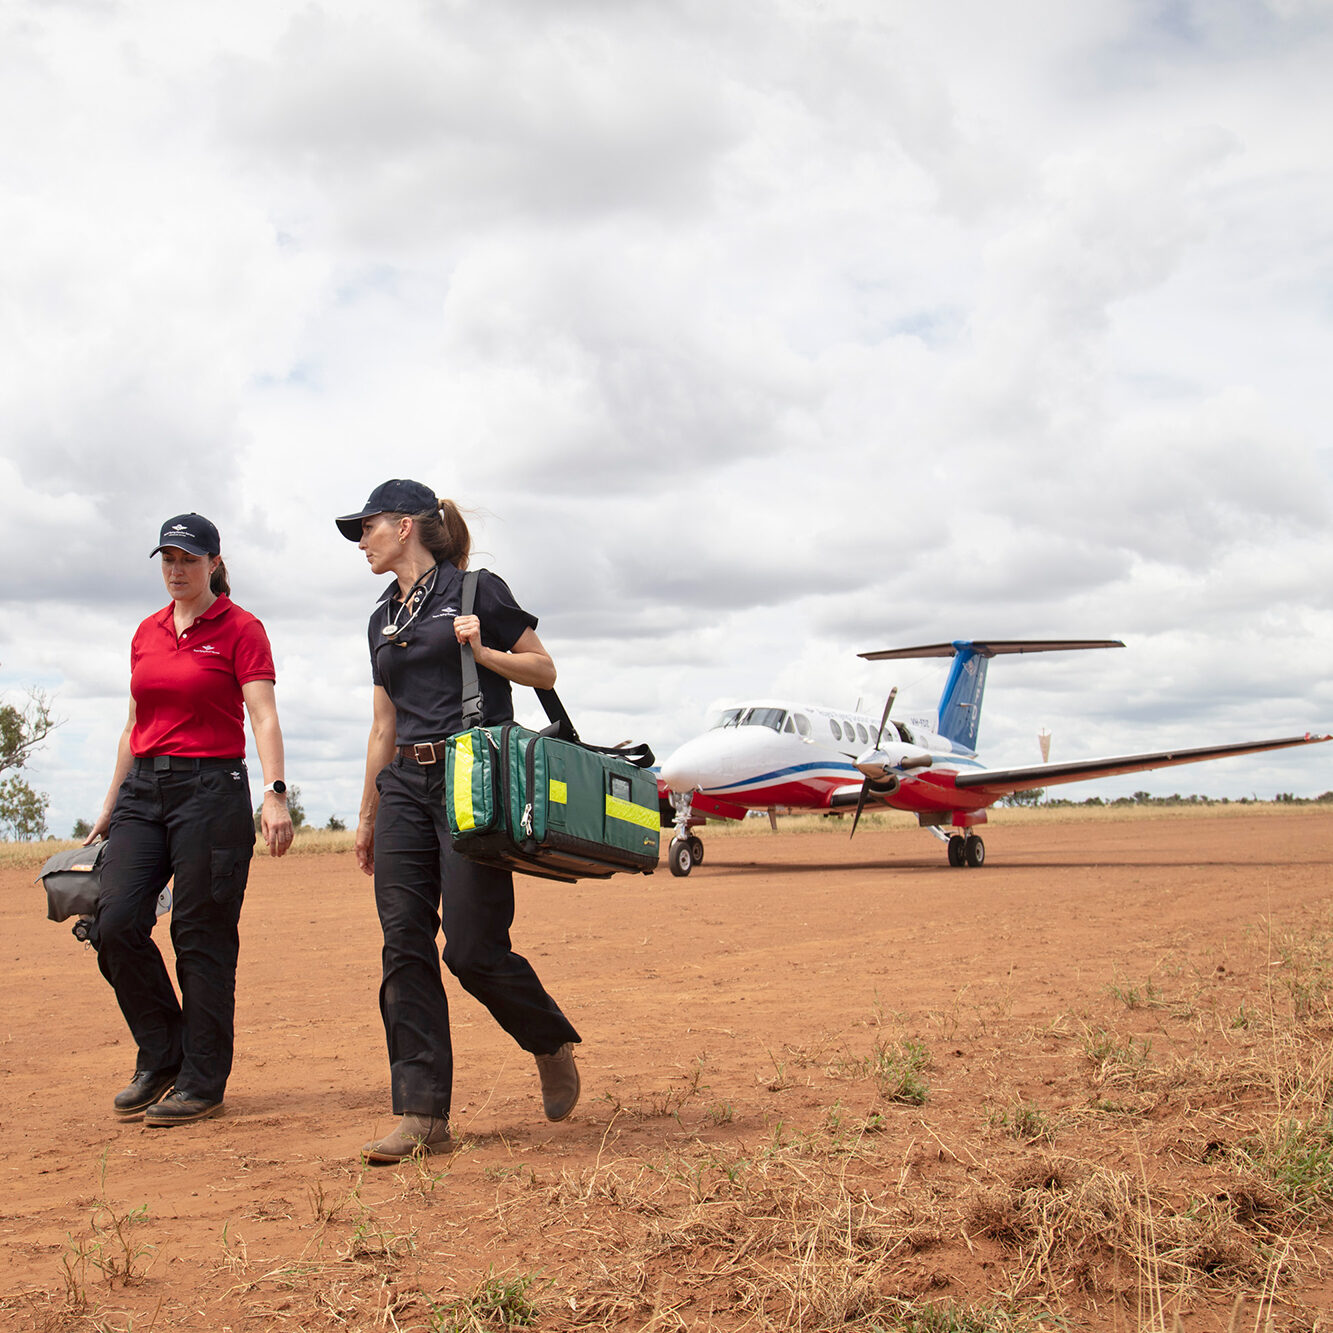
656;639;1329;877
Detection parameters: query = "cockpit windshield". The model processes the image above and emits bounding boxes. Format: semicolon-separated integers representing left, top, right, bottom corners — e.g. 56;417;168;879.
709;707;789;732
742;708;787;731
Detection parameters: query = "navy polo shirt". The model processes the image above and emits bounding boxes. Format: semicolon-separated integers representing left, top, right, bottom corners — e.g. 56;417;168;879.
369;564;538;744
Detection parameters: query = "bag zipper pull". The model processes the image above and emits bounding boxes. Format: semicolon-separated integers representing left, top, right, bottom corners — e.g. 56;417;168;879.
522;802;533;837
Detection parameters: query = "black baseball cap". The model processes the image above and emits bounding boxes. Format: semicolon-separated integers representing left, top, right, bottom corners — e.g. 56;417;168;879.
150;513;220;558
335;479;438;541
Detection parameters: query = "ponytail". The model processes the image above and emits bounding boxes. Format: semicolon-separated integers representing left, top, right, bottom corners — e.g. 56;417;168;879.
405;499;471;570
210;558;230;597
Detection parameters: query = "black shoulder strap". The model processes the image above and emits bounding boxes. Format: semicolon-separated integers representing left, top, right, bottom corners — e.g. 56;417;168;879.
458;570;582;744
459;570;485;730
457;571;655;767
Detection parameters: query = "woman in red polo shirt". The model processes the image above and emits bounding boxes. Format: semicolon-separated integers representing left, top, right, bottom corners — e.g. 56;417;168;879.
84;513;293;1126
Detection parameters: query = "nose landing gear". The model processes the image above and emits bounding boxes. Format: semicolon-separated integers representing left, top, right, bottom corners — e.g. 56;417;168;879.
667;792;704;877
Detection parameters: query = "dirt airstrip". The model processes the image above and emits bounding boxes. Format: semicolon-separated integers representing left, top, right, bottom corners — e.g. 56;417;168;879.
2;806;1332;1332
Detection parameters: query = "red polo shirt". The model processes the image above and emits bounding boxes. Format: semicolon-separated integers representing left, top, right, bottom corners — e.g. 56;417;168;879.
129;596;276;757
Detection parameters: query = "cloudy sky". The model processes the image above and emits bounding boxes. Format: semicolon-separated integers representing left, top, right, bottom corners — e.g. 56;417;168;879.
3;0;1331;836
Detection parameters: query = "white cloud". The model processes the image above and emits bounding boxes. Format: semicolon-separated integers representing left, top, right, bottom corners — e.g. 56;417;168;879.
2;0;1332;837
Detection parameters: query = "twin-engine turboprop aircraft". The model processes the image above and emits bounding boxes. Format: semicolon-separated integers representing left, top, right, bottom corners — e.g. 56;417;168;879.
656;639;1329;877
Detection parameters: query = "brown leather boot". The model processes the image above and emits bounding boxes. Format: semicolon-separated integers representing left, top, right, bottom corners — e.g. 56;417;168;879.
534;1042;580;1121
113;1068;178;1119
361;1115;454;1164
144;1090;223;1126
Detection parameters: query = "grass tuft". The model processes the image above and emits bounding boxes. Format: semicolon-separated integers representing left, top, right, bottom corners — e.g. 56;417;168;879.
431;1270;547;1331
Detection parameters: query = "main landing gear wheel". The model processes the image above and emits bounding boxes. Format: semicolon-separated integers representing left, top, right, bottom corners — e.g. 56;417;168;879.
668;838;694;877
947;835;965;867
964;834;986;868
688;835;704;865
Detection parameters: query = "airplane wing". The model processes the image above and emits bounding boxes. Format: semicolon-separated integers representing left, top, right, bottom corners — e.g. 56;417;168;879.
954;734;1330;798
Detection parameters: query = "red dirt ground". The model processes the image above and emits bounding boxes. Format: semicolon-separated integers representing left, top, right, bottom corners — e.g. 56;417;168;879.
1;806;1331;1332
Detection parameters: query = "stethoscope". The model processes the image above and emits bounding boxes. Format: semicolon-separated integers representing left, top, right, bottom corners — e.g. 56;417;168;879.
380;567;438;642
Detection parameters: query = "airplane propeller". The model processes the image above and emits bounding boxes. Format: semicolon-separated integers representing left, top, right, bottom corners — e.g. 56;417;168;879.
850;688;896;838
874;688;897;750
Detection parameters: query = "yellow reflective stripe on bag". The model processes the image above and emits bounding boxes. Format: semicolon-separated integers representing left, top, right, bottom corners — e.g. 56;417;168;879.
605;793;658;832
453;733;477;832
549;779;567;805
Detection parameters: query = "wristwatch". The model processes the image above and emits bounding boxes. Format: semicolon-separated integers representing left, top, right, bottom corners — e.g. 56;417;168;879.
263;780;287;796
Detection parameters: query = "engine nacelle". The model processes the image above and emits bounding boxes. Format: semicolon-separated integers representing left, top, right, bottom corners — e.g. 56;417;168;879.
855;743;934;783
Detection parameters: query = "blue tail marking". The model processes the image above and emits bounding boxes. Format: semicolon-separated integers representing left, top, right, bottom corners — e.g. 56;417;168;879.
937;642;988;751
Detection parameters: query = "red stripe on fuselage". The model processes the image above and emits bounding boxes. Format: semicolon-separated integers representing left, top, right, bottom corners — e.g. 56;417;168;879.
677;768;998;817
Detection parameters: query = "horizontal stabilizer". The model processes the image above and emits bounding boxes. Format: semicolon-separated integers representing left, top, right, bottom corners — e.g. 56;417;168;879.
858;639;1123;751
859;639;1124;661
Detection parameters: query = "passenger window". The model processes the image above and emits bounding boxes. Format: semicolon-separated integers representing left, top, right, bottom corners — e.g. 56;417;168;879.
856;724;869;744
829;719;842;741
795;714;811;737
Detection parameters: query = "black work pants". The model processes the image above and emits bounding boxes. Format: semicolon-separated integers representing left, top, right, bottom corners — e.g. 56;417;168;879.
373;755;580;1119
94;760;255;1103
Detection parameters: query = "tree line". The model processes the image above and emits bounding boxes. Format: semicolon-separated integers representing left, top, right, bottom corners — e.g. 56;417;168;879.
0;671;56;840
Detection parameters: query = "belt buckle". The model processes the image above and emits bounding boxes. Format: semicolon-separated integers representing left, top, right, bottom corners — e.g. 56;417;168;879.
152;756;172;773
412;742;438;766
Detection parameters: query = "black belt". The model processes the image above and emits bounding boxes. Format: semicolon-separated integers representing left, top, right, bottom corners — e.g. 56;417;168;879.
397;741;450;766
133;756;244;773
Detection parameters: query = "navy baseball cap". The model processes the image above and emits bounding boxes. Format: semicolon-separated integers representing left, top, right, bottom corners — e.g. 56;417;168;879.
336;479;438;541
150;513;220;558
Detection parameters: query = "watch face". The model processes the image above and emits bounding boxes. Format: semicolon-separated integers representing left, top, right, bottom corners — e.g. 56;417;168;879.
269;780;287;795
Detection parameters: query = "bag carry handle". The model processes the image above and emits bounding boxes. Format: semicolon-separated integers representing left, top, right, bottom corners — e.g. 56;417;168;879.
459;571;654;768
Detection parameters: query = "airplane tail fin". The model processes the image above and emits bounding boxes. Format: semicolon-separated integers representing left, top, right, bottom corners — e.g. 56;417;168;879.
858;639;1124;752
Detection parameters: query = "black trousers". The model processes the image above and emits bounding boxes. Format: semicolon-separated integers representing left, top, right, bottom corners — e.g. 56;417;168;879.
373;755;580;1119
94;761;255;1103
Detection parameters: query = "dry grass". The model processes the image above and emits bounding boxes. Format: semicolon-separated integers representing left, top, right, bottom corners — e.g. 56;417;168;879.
1;799;1312;871
342;921;1332;1331
147;963;1333;1329
676;799;1312;842
1;825;359;871
7;813;1333;1331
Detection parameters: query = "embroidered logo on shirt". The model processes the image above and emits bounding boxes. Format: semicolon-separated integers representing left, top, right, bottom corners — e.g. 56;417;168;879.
192;644;221;655
431;605;460;619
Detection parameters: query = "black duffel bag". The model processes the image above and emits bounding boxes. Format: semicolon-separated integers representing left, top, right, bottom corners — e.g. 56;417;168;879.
37;842;108;922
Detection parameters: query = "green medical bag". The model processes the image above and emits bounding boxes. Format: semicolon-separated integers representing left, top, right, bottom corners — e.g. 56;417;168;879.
445;724;660;882
440;569;659;883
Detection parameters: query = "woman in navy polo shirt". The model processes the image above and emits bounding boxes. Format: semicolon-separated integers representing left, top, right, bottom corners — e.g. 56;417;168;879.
84;513;293;1126
337;479;580;1164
